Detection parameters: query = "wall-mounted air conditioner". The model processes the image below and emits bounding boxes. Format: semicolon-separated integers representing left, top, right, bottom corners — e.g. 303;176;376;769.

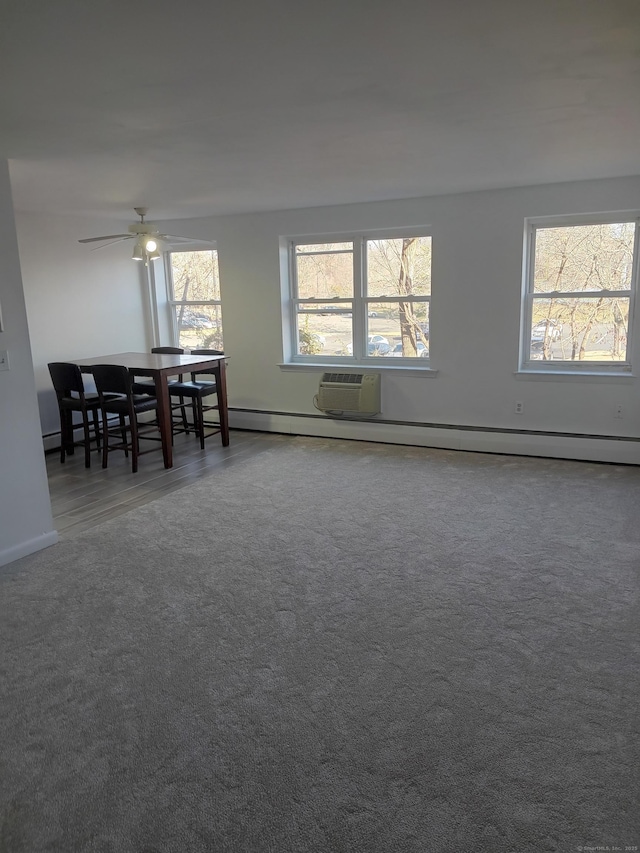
316;373;381;415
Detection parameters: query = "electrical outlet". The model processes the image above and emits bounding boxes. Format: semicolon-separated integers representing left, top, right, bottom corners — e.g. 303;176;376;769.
514;401;524;415
0;350;9;372
614;404;623;419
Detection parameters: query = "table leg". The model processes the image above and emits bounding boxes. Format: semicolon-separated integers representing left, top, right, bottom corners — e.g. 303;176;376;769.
154;375;173;468
217;361;230;446
64;410;75;456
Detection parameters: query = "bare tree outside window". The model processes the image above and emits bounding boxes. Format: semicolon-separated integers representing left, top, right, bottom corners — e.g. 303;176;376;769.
367;237;431;357
526;222;635;364
169;250;224;351
291;235;431;360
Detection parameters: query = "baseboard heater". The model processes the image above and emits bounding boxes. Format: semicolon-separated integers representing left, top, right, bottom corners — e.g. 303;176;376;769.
229;407;640;443
316;372;381;415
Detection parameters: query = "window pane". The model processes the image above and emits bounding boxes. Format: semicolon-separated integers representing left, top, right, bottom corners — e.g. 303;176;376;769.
530;297;628;361
175;305;224;351
170;250;220;301
297;302;353;356
367;237;431;298
295;243;354;300
533;223;635;294
367;301;429;358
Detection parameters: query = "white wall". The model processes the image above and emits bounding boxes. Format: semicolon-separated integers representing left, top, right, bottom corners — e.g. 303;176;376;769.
156;176;640;461
16;174;640;466
0;162;56;567
16;212;152;438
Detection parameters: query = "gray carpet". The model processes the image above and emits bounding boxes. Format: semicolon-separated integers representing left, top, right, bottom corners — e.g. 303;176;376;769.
1;437;639;853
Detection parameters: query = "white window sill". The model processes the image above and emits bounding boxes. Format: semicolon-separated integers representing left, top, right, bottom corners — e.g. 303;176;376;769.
279;362;438;378
516;368;635;383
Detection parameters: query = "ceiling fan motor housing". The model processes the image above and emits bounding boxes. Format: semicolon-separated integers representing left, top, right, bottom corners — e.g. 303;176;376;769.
128;222;158;235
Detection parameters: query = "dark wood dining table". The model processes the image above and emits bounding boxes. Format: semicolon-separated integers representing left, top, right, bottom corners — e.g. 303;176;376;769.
74;351;229;468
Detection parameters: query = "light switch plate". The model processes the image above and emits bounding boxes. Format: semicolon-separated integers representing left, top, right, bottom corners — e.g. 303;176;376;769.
0;350;9;371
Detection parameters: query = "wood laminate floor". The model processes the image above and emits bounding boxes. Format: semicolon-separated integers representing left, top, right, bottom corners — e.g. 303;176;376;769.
46;429;289;538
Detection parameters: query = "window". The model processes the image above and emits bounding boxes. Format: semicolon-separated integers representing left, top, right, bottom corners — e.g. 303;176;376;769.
290;234;431;363
521;218;639;371
168;250;223;350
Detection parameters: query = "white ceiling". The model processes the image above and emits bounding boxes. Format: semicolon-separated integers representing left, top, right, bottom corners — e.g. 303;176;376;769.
2;0;639;223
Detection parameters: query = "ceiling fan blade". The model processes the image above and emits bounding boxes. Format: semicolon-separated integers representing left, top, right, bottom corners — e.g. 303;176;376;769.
88;236;134;250
162;234;214;243
79;234;131;244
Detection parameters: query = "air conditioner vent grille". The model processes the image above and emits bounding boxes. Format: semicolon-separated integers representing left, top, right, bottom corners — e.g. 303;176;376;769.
317;372;380;414
322;373;363;384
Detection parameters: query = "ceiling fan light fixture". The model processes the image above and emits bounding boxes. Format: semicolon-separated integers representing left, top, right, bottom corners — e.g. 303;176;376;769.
132;235;162;264
132;237;146;261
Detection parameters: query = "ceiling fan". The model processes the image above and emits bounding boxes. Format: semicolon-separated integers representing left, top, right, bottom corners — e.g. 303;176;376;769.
78;207;208;263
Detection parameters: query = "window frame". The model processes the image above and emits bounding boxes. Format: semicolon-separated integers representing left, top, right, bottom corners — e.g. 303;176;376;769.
288;229;432;366
166;248;223;349
519;214;640;374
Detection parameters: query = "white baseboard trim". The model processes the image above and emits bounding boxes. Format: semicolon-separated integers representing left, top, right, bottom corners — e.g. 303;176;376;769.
43;432;60;453
229;410;640;465
0;531;59;569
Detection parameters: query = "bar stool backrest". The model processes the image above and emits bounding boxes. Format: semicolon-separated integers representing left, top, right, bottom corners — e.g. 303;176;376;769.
189;349;224;378
48;361;85;398
92;364;132;398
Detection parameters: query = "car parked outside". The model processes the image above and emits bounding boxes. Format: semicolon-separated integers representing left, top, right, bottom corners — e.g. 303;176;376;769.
530;340;544;360
389;341;428;357
532;319;562;341
367;334;391;355
179;310;215;329
368;342;392;355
